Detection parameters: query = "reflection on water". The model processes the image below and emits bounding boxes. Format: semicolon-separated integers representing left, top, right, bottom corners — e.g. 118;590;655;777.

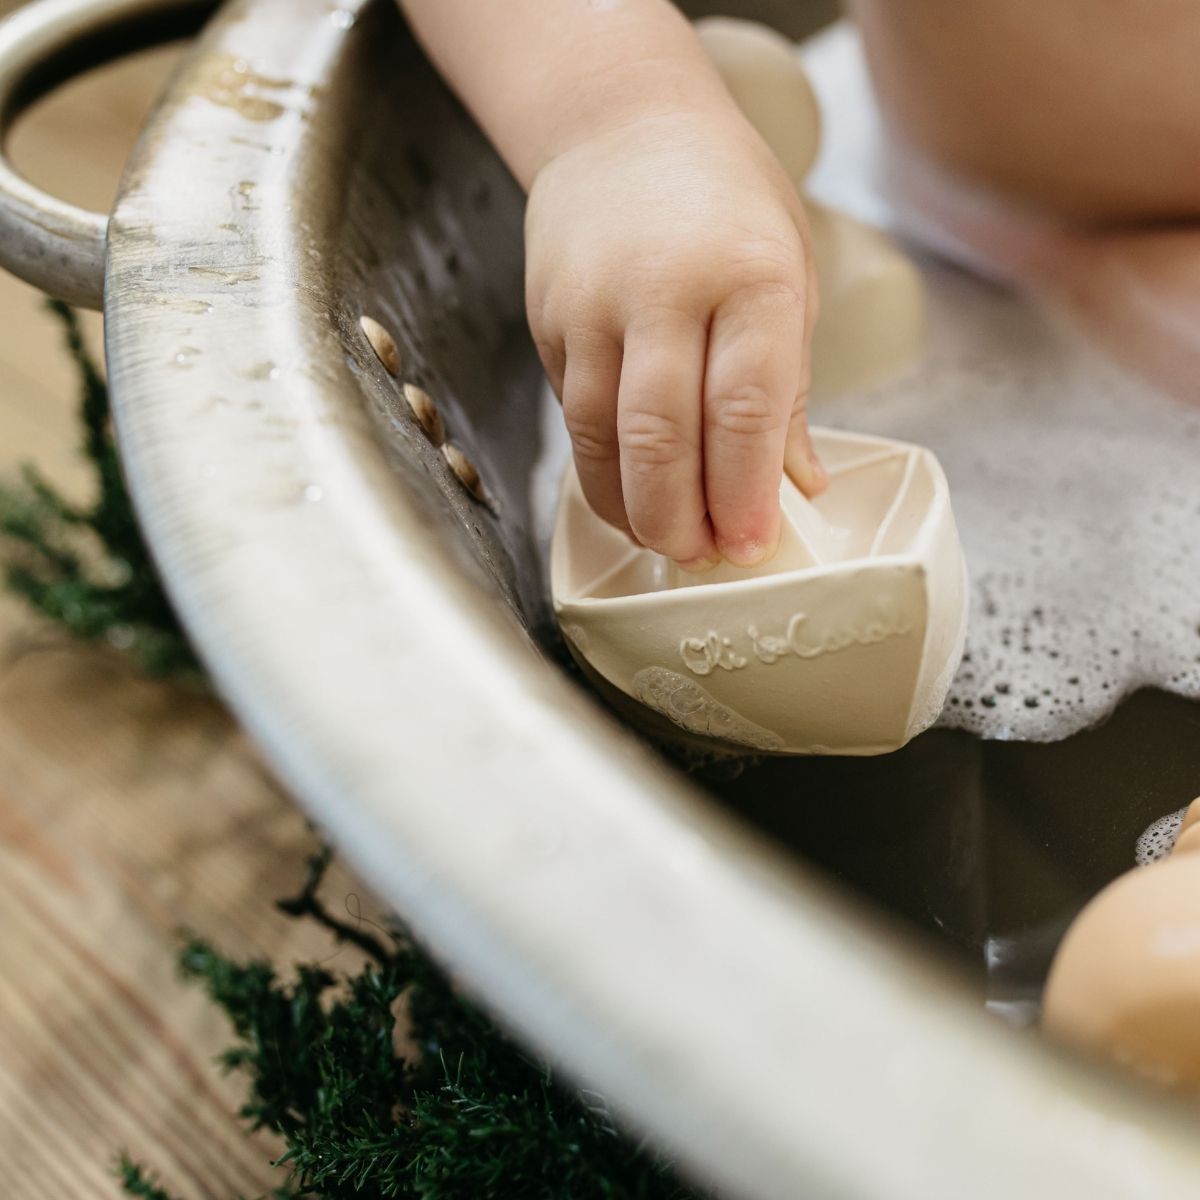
698;690;1200;1021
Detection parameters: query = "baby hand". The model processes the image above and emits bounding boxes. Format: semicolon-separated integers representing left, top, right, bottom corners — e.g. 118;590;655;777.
526;108;825;571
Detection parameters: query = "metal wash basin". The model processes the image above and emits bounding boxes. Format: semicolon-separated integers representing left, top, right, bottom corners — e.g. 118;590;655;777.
1;0;1199;1196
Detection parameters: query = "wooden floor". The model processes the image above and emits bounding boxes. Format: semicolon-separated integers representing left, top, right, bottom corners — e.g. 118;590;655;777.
0;25;376;1200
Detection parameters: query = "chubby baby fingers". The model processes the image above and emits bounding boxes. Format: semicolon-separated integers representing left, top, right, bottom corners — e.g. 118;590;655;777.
703;283;808;566
561;332;629;534
617;312;717;569
782;386;828;498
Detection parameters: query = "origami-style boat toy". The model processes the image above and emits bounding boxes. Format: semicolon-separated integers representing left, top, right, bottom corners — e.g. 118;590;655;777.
552;428;968;755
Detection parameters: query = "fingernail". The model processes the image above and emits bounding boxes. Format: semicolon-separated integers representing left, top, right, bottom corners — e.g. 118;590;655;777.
677;552;722;574
721;538;769;568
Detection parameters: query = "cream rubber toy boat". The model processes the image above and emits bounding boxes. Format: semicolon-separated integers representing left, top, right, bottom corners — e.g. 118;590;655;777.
552;429;967;755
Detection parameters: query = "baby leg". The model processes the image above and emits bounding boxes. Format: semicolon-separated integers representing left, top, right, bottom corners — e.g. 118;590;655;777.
1047;225;1200;404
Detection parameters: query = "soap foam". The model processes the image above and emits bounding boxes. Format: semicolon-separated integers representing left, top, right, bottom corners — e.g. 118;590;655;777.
1136;808;1188;867
816;263;1200;741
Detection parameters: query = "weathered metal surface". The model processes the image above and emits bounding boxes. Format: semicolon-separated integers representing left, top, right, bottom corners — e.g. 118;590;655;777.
0;0;211;306
3;0;1198;1195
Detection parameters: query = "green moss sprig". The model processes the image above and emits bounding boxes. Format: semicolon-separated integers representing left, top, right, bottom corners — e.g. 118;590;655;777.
122;849;699;1200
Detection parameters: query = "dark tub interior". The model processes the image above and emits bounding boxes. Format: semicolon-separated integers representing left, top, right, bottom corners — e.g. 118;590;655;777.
334;1;1200;1024
706;690;1200;1022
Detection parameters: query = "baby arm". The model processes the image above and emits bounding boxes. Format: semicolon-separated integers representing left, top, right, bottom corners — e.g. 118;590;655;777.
396;0;825;570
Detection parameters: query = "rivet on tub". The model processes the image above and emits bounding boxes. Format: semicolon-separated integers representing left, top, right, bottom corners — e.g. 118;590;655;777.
359;314;401;376
442;443;491;510
403;383;445;444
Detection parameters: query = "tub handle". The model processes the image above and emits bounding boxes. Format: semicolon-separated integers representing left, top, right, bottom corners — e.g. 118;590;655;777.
0;0;214;309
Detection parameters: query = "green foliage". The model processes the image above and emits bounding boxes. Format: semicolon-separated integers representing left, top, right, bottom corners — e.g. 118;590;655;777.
124;849;700;1200
0;301;198;677
117;1157;179;1200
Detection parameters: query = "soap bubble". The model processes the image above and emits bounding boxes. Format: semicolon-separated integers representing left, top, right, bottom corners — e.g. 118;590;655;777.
1136;808;1188;867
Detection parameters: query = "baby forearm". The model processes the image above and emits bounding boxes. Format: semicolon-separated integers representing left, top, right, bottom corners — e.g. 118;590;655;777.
396;0;734;188
397;0;822;566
